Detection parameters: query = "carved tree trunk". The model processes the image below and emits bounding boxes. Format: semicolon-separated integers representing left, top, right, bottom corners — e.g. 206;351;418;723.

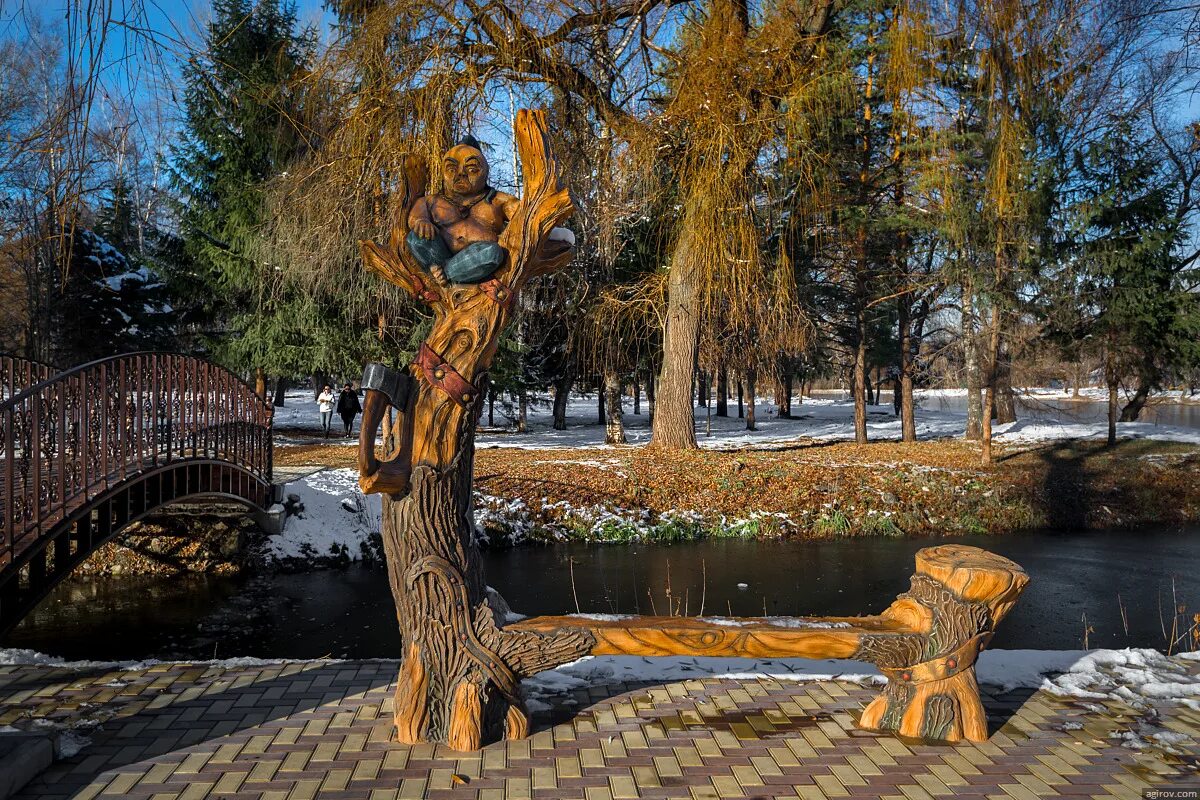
858;545;1027;742
357;110;595;749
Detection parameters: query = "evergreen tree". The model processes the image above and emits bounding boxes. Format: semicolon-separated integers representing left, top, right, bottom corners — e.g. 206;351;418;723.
1064;119;1199;440
169;0;313;378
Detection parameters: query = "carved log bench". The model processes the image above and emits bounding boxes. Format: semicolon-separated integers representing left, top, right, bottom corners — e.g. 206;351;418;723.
506;544;1028;743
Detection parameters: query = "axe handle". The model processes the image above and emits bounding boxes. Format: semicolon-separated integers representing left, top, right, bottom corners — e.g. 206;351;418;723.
357;389;390;479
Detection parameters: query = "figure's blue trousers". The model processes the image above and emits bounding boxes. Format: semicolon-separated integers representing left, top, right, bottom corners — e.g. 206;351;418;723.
406;232;504;284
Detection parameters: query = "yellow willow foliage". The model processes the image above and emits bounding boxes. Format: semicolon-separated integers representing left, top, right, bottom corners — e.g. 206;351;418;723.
575;272;668;375
654;0;830;353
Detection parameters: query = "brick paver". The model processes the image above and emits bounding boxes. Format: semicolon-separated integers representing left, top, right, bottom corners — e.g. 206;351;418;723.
1;657;1197;799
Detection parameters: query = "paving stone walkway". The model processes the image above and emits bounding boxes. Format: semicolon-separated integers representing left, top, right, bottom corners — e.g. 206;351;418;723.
1;658;1198;799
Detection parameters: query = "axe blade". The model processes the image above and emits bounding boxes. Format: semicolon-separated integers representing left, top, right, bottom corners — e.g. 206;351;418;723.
361;362;412;409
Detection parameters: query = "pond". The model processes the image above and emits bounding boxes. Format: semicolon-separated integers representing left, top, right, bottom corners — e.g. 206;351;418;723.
7;527;1199;661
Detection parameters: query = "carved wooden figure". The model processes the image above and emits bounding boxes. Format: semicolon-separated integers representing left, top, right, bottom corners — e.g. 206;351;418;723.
356;110;594;749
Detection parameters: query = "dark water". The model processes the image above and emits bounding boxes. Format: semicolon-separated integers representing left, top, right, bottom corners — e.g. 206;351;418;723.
7;528;1200;661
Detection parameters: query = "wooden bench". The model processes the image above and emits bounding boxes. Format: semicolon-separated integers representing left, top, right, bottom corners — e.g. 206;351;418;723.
507;544;1028;743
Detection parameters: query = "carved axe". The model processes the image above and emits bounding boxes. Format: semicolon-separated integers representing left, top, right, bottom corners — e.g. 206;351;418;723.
357;363;415;495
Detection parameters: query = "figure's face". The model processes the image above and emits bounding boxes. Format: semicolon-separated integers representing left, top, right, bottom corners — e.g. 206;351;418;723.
443;144;489;197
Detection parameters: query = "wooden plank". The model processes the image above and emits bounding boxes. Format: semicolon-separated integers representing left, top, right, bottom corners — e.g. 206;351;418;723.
507;614;913;659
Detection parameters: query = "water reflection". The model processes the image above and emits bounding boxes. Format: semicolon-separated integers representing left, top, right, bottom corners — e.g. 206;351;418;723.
9;528;1199;661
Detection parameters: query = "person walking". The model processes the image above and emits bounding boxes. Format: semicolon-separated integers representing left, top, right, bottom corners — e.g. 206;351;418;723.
337;382;362;437
317;384;335;438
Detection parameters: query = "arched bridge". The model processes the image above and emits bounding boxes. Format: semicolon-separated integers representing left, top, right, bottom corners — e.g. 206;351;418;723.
0;353;275;634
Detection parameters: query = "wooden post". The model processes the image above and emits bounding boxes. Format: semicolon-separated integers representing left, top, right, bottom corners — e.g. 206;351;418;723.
356;110;595;749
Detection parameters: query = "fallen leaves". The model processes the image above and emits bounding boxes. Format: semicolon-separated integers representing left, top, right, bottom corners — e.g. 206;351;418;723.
274;437;1200;538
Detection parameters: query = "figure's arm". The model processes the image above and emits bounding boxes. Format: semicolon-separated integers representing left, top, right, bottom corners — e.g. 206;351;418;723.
496;192;521;223
408;196;438;239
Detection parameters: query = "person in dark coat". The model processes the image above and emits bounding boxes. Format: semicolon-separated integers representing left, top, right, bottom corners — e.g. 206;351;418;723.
337;383;362;437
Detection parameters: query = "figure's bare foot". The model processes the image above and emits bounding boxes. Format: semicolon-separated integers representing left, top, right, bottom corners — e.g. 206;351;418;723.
431;265;449;286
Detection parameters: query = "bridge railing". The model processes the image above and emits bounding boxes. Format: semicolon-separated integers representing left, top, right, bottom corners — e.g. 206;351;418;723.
0;353;273;565
1;355;56;403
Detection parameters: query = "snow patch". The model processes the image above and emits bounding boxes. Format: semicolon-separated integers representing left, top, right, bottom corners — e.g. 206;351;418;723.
263;469;381;564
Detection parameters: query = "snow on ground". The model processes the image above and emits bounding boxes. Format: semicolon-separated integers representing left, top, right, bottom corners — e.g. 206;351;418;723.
1045;648;1200;711
263;469;382;564
272;387;1200;450
272;467;803;550
3;644;1193;711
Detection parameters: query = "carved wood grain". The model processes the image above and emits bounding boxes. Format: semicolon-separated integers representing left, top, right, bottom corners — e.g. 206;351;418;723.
360;109;592;750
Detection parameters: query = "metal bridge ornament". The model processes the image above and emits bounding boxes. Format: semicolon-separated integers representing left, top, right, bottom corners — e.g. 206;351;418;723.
0;353;274;634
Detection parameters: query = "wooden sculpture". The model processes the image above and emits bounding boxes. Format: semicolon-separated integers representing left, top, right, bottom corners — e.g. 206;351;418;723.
356;110;595;749
357;113;1028;752
511;545;1028;743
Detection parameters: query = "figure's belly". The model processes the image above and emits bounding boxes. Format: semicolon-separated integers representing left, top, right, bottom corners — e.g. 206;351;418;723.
440;219;499;254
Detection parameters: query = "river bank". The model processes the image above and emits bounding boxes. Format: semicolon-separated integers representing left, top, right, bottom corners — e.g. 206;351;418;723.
269;438;1200;557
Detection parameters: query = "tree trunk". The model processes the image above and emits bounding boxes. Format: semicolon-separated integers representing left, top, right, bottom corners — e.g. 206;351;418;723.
632;373;640;415
647;372;656;424
311;371;327;401
963;292;982;441
980;306;1001;466
254;367;267;401
1107;369;1118;447
596;377;605;425
698;370;708;407
356;110;594;749
745;369;757;431
716;365;729;416
994;347;1016;424
273;377;288;408
1120;376;1152;422
899;302;916;442
604;370;626;444
488;388;496;428
518;390;528;433
652;228;700;450
782;374;793;418
552;367;573;431
737;379;744;418
853;331;869;444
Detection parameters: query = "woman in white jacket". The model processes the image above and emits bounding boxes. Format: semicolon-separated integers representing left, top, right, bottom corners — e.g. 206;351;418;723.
317;385;335;438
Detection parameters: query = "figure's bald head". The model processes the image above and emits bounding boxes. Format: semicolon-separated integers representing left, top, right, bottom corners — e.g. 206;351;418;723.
443;143;490;199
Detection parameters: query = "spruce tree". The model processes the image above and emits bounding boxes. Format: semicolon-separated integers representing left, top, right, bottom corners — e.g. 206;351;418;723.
169;0;312;376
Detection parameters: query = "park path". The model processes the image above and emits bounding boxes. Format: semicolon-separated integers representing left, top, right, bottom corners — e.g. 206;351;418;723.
2;656;1197;799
